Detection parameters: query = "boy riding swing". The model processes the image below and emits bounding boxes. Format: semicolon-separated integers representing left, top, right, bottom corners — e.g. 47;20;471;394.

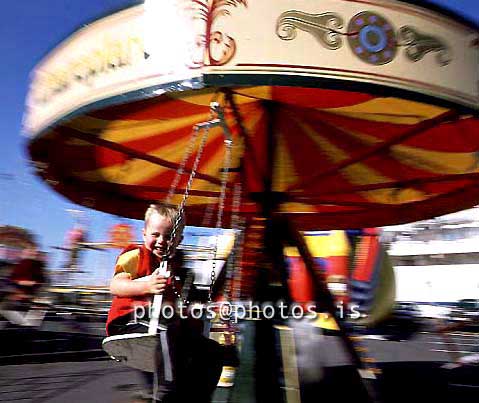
103;103;234;402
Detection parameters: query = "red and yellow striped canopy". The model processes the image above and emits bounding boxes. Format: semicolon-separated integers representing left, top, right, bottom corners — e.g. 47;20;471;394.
29;86;479;229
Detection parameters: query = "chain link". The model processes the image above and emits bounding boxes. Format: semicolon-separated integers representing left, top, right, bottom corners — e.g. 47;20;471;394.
172;274;190;305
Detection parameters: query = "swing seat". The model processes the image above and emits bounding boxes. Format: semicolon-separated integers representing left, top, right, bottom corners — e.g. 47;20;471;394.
102;331;166;373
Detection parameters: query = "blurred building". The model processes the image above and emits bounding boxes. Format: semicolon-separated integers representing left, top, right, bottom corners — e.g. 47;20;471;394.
383;207;479;312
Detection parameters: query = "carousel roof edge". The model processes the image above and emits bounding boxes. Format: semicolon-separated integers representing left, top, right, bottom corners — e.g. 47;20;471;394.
204;73;479;116
26;76;206;141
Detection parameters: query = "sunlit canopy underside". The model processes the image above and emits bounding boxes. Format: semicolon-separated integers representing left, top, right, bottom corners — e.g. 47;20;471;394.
29;85;479;229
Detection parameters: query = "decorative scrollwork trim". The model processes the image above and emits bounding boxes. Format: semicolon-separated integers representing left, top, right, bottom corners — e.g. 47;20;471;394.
399;26;452;66
276;10;345;50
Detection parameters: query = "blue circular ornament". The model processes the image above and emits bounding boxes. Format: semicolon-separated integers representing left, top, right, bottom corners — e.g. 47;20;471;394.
359;25;388;53
348;11;397;65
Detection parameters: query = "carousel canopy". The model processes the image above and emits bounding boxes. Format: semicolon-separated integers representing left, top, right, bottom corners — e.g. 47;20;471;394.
25;0;479;230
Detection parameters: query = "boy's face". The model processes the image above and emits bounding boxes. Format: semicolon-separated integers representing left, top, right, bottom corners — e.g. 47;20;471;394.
143;213;174;261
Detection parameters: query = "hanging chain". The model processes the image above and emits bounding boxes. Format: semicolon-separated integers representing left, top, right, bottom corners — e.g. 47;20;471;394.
166;87;221;204
208;103;233;303
158;102;233;305
165;126;201;204
231;181;243;229
166;126;210;306
166;121;211;261
162;117;212;307
223;181;244;304
223;92;247;305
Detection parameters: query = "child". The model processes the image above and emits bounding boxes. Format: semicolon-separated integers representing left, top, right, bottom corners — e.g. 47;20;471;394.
106;204;222;402
106;204;183;336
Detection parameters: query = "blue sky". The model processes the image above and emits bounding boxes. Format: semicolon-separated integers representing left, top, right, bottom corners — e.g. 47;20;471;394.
0;1;477;285
0;0;142;284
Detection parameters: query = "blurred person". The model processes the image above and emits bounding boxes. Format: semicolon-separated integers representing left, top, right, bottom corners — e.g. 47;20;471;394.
64;223;87;270
11;247;46;300
106;204;222;403
0;247;48;327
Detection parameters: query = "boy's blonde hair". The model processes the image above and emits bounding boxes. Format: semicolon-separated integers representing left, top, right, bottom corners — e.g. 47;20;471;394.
144;204;185;237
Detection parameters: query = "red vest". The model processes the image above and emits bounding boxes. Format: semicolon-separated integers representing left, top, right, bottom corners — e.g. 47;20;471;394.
106;245;154;335
106;245;182;335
